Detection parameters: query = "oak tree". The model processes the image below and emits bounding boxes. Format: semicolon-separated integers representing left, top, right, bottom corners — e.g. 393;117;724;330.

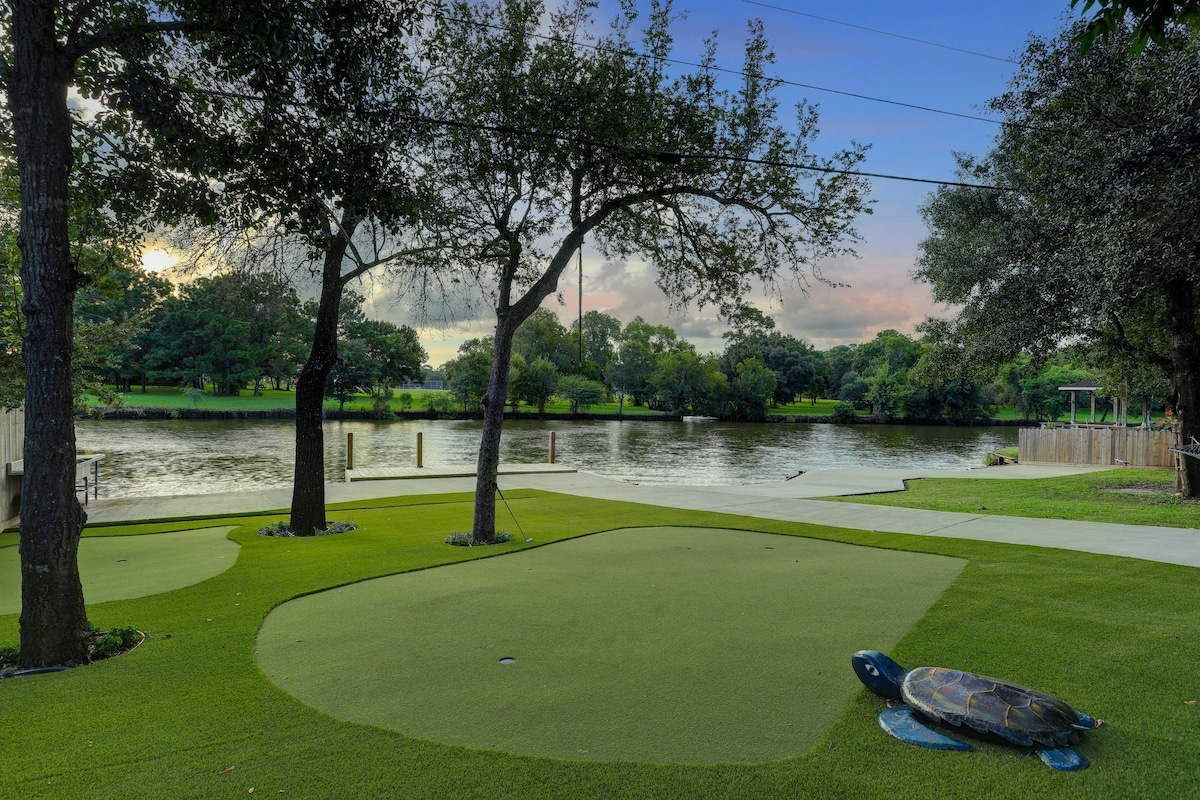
423;0;870;541
917;22;1200;492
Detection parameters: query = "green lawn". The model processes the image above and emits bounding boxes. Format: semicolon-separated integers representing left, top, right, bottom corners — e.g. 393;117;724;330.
505;397;667;416
826;468;1200;529
94;386;448;413
93;386;671;416
1;489;1196;797
770;398;870;416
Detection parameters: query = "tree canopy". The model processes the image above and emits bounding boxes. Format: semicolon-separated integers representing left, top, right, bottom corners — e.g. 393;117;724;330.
1072;0;1200;51
144;0;426;536
916;21;1200;492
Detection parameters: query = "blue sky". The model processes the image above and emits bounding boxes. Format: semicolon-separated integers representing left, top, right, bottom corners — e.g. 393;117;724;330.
391;0;1080;365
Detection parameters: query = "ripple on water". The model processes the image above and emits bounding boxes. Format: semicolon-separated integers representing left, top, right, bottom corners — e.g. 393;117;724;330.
74;418;1018;498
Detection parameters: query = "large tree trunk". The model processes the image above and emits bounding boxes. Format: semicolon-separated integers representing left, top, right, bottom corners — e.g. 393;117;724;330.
469;233;591;542
10;1;92;667
1165;276;1200;497
289;221;356;535
471;314;519;544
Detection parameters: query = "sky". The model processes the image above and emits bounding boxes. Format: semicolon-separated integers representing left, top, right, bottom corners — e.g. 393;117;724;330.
144;0;1078;366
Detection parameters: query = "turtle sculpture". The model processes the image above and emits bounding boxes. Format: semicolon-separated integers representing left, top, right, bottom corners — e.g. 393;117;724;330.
852;650;1102;771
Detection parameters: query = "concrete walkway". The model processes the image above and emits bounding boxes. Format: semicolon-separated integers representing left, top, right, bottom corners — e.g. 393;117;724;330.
82;464;1200;569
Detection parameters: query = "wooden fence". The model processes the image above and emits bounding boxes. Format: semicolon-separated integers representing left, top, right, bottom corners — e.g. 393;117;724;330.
1019;426;1176;468
1;408;22;529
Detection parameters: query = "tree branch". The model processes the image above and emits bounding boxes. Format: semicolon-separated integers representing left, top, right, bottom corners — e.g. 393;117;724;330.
66;19;220;62
338;242;444;287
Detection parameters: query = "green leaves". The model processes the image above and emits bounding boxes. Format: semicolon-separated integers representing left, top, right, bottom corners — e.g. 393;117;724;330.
424;0;870;324
1071;0;1200;52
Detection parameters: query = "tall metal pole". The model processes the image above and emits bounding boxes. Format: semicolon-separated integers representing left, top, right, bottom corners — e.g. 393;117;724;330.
578;241;584;368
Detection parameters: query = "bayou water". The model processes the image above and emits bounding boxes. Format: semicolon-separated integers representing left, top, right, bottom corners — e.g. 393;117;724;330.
74;418;1019;499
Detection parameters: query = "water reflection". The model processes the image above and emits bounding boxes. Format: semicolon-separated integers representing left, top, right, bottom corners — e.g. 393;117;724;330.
74;418;1018;498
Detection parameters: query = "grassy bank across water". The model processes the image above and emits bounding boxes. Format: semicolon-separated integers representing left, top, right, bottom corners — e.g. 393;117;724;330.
89;386;673;417
1;489;1197;797
91;386;1154;424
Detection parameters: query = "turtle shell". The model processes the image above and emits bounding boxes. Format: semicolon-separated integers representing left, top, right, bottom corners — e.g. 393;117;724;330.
901;667;1093;748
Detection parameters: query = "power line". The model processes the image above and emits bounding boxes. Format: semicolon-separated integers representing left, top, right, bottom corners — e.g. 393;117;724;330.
695;60;1006;126
680;150;1007;190
741;0;1018;64
416;111;1007;191
435;11;1027;131
182;85;1008;190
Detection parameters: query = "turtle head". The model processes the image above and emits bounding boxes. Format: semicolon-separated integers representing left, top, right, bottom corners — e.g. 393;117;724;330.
852;650;907;702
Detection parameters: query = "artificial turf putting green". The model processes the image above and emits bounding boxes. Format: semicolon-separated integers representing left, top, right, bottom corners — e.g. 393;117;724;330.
0;526;239;614
256;526;965;763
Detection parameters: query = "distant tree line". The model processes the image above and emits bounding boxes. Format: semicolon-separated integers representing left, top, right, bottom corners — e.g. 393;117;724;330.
47;248;1151;425
70;262;425;408
438;305;1138;423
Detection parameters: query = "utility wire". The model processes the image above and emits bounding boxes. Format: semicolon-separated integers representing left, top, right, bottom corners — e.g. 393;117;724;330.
435;11;1019;130
177;83;1007;190
741;0;1018;64
414;111;1008;191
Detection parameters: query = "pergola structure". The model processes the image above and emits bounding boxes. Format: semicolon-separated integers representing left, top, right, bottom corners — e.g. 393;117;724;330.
1060;381;1123;424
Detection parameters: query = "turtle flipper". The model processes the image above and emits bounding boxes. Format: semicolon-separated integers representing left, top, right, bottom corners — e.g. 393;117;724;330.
986;725;1034;748
1036;747;1090;771
878;706;972;751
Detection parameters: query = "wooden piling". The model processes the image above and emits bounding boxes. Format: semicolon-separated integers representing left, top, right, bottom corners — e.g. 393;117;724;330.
549;431;556;464
417;431;423;468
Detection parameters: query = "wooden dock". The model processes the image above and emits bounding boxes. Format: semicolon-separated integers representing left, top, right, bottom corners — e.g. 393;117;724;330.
345;463;577;482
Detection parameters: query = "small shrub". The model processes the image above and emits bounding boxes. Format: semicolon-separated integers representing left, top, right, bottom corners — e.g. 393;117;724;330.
371;388;396;418
258;520;292;537
830;402;857;424
259;519;356;537
0;629;143;671
111;625;142;648
181;386;210;408
444;531;513;546
426;394;455;413
92;632;124;659
89;625;142;660
398;391;413;410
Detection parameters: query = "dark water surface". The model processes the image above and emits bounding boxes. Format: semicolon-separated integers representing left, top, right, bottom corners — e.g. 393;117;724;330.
73;418;1018;499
